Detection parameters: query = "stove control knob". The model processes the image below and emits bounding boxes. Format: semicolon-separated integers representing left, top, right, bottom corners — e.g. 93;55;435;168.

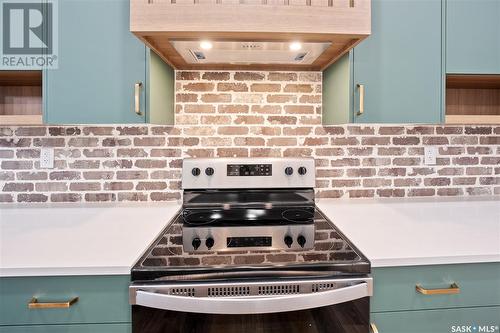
205;167;215;176
284;235;293;248
297;235;306;248
191;167;201;176
285;167;294;176
192;238;201;250
298;167;307;176
205;237;215;250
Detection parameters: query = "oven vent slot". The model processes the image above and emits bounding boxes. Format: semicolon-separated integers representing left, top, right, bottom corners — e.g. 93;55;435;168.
312;283;337;293
207;286;250;297
169;288;196;297
258;284;300;295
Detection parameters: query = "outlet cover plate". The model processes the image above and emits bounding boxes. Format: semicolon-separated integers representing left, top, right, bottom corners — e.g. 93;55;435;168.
424;146;438;165
40;148;54;169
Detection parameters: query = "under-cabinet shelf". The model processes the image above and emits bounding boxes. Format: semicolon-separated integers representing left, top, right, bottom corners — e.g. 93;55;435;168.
0;71;43;125
445;74;500;124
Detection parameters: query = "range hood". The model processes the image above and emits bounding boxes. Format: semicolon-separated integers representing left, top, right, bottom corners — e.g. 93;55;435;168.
130;0;371;71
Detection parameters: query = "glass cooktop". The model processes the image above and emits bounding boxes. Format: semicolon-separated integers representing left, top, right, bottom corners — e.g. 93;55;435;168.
132;209;370;282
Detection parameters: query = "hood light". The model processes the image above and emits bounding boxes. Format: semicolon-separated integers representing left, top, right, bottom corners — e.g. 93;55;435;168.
289;42;302;51
200;41;213;50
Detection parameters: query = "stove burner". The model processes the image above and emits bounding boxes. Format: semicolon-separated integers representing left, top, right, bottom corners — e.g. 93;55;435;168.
182;210;220;226
281;209;314;223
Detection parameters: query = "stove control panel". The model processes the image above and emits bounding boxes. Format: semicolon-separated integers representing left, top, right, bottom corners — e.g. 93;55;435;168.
183;158;315;189
182;224;315;252
227;164;272;177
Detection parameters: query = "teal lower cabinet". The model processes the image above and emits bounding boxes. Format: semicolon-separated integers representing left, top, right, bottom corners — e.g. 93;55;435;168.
0;324;131;333
0;275;130;328
371;306;500;333
372;263;500;312
370;263;500;333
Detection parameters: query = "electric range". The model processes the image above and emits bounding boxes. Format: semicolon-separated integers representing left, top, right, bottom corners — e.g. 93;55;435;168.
130;158;372;333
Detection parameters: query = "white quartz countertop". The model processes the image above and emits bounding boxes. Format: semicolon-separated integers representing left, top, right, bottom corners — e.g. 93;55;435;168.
2;196;498;276
0;202;181;277
317;196;500;268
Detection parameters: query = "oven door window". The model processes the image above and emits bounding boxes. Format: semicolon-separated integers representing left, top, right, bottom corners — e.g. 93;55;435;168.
132;297;369;333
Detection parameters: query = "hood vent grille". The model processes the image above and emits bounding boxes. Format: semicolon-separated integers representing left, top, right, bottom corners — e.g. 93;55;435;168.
294;52;308;61
172;41;330;65
192;51;206;60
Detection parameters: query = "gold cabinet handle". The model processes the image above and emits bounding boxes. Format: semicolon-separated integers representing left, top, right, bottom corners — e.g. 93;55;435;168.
134;82;143;116
357;84;364;116
416;283;460;295
370;323;379;333
28;297;78;309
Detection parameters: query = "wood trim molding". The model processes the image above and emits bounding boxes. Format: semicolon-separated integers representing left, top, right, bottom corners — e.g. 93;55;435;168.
446;115;500;124
130;0;371;70
0;115;43;125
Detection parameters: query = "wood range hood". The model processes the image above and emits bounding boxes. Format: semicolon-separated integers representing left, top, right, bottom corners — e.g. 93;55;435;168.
130;0;371;71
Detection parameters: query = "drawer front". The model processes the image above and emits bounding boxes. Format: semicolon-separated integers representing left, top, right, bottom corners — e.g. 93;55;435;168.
0;275;131;326
371;306;500;333
372;263;500;312
0;324;131;333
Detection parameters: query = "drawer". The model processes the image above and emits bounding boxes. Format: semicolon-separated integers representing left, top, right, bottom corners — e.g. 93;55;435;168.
370;306;500;333
371;263;500;312
0;324;131;333
0;275;131;326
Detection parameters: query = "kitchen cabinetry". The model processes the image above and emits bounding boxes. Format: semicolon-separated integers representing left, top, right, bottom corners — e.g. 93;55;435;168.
43;0;173;125
446;0;500;75
444;0;500;125
323;0;442;124
371;307;500;333
0;275;130;332
370;263;500;332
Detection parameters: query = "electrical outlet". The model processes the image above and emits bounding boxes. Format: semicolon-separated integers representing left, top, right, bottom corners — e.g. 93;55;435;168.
424;146;438;165
40;148;54;169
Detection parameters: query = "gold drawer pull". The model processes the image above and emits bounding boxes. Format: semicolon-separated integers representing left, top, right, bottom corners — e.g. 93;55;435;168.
416;283;460;295
28;297;78;309
370;323;379;333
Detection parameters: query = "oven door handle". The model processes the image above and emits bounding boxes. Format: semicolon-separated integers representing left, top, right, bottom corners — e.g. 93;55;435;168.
132;281;371;314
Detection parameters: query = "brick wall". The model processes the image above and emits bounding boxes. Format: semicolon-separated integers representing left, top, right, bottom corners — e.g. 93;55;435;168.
1;71;499;203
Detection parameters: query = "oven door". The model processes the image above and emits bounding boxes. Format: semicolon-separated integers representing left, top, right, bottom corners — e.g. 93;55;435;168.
130;277;372;333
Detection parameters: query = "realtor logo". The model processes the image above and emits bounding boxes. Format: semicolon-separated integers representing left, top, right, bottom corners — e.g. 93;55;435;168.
0;0;58;69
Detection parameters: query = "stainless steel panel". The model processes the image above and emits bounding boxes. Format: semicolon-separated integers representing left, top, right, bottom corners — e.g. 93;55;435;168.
182;158;315;189
182;223;315;252
130;277;373;314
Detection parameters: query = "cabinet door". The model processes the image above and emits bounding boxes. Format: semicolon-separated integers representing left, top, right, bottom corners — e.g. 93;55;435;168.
0;275;130;326
44;0;146;124
352;0;442;123
371;306;500;333
371;263;500;313
447;0;500;74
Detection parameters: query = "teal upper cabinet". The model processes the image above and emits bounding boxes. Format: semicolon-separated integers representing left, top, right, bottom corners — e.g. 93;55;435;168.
446;0;500;74
44;0;147;124
352;0;442;123
323;0;442;124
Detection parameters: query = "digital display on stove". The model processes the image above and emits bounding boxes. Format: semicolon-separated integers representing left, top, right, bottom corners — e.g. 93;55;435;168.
227;236;272;248
227;164;272;176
